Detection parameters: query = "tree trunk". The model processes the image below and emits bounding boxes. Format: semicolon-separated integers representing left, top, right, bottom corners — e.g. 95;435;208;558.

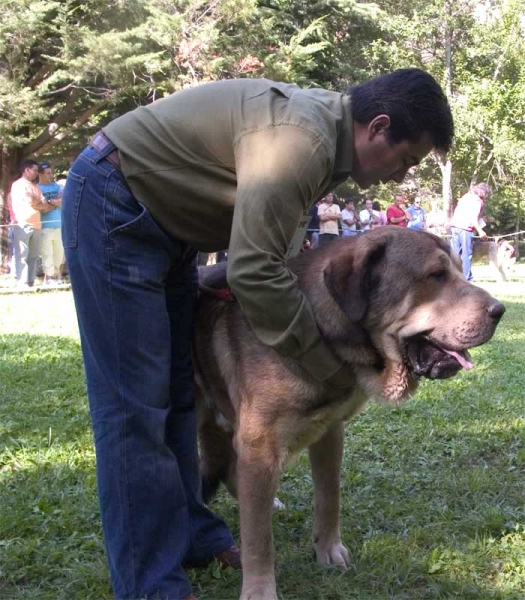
441;1;453;218
516;196;521;261
436;154;453;217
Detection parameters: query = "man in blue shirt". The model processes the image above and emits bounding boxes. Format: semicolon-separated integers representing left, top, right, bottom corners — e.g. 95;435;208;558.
406;196;426;230
38;163;64;285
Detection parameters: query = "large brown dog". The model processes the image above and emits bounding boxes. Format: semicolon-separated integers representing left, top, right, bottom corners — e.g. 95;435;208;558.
193;227;504;600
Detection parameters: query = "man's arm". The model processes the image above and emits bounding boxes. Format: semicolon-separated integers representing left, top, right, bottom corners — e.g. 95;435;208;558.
49;193;62;207
319;206;339;222
343;211;357;226
387;207;407;224
31;188;53;213
12;181;50;213
359;210;370;226
318;205;331;222
228;125;345;383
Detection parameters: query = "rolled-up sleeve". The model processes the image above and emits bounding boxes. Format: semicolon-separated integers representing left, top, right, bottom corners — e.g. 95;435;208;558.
227;124;343;382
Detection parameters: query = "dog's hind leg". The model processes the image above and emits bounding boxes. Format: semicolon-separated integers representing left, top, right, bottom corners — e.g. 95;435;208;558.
308;421;350;570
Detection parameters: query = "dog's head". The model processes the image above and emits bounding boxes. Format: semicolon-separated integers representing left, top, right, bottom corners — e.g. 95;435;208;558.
322;228;504;402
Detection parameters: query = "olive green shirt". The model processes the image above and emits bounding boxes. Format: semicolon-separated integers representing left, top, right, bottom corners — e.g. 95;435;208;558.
104;78;354;382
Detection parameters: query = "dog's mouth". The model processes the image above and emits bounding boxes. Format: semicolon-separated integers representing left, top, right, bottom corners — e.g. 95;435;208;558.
406;336;474;380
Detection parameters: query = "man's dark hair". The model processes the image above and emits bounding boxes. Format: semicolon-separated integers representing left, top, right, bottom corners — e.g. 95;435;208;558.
372;200;382;211
348;68;454;153
19;159;39;175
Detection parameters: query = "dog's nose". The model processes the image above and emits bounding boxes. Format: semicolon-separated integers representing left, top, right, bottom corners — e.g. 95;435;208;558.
487;301;505;321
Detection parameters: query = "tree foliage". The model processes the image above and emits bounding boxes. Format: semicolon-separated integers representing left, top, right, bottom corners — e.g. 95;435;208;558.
1;0;525;265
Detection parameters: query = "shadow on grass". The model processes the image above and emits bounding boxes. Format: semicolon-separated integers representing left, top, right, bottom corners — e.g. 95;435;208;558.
1;315;525;599
0;333;89;448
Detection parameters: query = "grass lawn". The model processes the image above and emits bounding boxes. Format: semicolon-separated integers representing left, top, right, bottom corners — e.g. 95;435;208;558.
1;277;525;600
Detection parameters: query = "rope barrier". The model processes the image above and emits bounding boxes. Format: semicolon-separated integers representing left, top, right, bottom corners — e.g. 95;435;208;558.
0;220;62;228
305;227;525;241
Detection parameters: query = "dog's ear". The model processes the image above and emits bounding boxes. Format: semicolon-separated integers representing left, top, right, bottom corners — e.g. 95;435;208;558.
323;237;386;322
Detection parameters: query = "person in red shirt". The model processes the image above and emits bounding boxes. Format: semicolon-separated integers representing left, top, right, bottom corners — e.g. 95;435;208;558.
386;193;409;226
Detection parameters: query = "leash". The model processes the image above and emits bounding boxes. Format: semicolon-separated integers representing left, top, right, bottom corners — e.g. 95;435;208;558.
199;284;236;302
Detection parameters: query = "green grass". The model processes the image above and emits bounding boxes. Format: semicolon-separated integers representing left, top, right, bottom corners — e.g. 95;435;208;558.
1;284;525;599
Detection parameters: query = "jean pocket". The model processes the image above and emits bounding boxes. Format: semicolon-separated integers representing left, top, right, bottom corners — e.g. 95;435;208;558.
62;171;86;248
106;182;159;240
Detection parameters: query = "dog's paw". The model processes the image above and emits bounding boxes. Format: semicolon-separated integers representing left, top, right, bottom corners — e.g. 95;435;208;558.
240;584;278;600
272;497;286;511
314;541;350;571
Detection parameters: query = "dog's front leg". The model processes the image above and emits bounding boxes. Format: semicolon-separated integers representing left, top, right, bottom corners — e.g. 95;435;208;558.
236;424;281;600
308;421;350;570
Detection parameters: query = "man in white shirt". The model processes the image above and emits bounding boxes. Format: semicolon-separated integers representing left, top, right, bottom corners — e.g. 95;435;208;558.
359;198;380;232
450;183;490;280
317;193;341;245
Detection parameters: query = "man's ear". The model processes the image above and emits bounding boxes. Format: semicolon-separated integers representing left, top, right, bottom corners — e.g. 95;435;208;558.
323;237;386;322
367;114;391;140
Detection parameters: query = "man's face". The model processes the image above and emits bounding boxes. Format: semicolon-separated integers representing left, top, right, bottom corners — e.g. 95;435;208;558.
346;202;355;211
365;199;373;210
394;195;404;208
352;117;434;189
324;193;333;204
39;168;53;184
414;197;422;209
23;165;39;182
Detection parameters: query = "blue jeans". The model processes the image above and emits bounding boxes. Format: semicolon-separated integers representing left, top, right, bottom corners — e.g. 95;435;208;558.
62;142;234;600
450;227;474;280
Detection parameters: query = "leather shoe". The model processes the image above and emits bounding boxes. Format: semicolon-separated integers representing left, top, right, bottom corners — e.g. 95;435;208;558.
183;545;242;570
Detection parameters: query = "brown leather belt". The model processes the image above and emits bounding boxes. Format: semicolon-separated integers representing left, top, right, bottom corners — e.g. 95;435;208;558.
89;131;121;170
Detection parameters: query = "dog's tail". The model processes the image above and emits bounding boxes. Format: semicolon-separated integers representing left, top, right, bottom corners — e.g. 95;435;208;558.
202;465;227;503
198;407;238;503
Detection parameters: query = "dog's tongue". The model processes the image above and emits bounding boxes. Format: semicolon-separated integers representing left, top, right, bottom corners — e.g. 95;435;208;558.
443;348;474;370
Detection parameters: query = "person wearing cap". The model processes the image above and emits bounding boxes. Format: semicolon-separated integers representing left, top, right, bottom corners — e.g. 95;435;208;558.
61;69;454;600
38;163;64;285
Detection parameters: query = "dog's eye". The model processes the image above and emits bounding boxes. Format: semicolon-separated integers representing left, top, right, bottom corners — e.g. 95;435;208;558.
429;270;447;282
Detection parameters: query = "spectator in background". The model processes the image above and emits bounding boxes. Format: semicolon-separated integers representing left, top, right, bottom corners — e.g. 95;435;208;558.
359;197;379;232
38;163;64;285
450;182;491;280
372;200;387;228
406;195;426;230
307;199;321;248
426;199;448;237
317;192;341;245
10;159;50;288
341;199;359;236
387;193;409;226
